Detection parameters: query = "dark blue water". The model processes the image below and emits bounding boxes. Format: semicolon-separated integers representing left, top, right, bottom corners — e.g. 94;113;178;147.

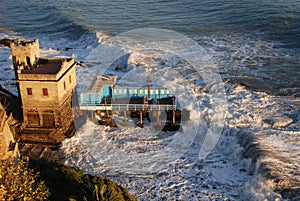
0;0;299;96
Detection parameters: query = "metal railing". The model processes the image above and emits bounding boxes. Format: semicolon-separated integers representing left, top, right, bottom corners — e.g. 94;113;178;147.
79;103;176;111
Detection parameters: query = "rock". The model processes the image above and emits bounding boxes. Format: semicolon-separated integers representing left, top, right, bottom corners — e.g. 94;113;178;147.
296;114;300;121
289;120;300;129
65;47;73;51
0;38;14;47
110;53;130;72
273;115;293;128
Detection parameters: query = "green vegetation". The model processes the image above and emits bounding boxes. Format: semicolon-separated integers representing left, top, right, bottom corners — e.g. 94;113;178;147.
31;160;137;201
0;157;137;201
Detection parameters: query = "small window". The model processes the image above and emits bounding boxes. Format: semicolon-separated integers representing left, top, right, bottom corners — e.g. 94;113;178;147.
69;75;72;83
156;89;159;94
42;88;48;96
27;88;32;95
166;90;170;94
134;89;137;94
161;90;164;94
63;81;66;90
150;89;153;94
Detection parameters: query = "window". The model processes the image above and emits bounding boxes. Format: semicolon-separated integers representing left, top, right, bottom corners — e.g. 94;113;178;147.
69;75;72;83
42;88;48;96
26;56;31;67
63;81;66;90
27;88;32;95
161;90;164;95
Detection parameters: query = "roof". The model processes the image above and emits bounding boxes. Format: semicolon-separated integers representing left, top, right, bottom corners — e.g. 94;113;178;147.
86;76;117;93
22;61;62;75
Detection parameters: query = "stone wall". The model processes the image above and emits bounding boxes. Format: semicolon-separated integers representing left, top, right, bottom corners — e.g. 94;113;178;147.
19;62;76;108
9;38;76;146
19;59;76;127
0;104;19;157
10;38;40;67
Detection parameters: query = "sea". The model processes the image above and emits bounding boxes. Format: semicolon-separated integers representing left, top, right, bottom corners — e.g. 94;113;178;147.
0;0;299;200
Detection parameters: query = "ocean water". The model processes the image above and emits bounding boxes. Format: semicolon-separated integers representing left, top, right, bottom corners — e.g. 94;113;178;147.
1;0;299;96
0;0;299;200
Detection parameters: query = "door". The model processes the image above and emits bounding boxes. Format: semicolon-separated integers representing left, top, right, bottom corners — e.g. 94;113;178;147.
27;111;40;126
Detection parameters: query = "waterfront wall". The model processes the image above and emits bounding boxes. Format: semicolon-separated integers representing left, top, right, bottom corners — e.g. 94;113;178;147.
0;103;19;158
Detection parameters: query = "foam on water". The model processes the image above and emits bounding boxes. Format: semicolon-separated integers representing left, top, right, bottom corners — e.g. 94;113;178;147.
1;29;299;200
194;33;300;96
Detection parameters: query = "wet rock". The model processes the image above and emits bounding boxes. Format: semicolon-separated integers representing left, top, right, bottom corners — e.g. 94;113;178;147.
276;183;300;200
273;115;293;128
291;120;300;129
110;53;130;72
0;38;14;47
65;47;73;51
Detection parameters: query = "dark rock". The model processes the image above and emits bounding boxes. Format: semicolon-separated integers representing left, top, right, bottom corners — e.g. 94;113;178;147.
0;38;14;47
0;87;22;121
110;53;130;72
65;47;73;51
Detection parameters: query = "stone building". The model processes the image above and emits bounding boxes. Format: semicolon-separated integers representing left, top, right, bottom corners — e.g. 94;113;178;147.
10;38;76;146
10;38;40;95
10;38;40;68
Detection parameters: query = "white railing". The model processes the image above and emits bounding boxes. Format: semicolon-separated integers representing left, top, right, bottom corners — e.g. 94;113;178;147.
79;104;176;111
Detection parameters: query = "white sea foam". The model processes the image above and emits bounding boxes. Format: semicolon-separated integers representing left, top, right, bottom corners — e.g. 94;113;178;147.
0;30;299;200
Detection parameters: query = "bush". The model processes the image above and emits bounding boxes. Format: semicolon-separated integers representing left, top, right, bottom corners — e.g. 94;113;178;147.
33;162;137;201
0;157;49;201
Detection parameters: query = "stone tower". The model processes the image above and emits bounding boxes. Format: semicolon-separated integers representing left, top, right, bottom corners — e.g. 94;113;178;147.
10;38;40;96
10;38;40;68
11;38;76;146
